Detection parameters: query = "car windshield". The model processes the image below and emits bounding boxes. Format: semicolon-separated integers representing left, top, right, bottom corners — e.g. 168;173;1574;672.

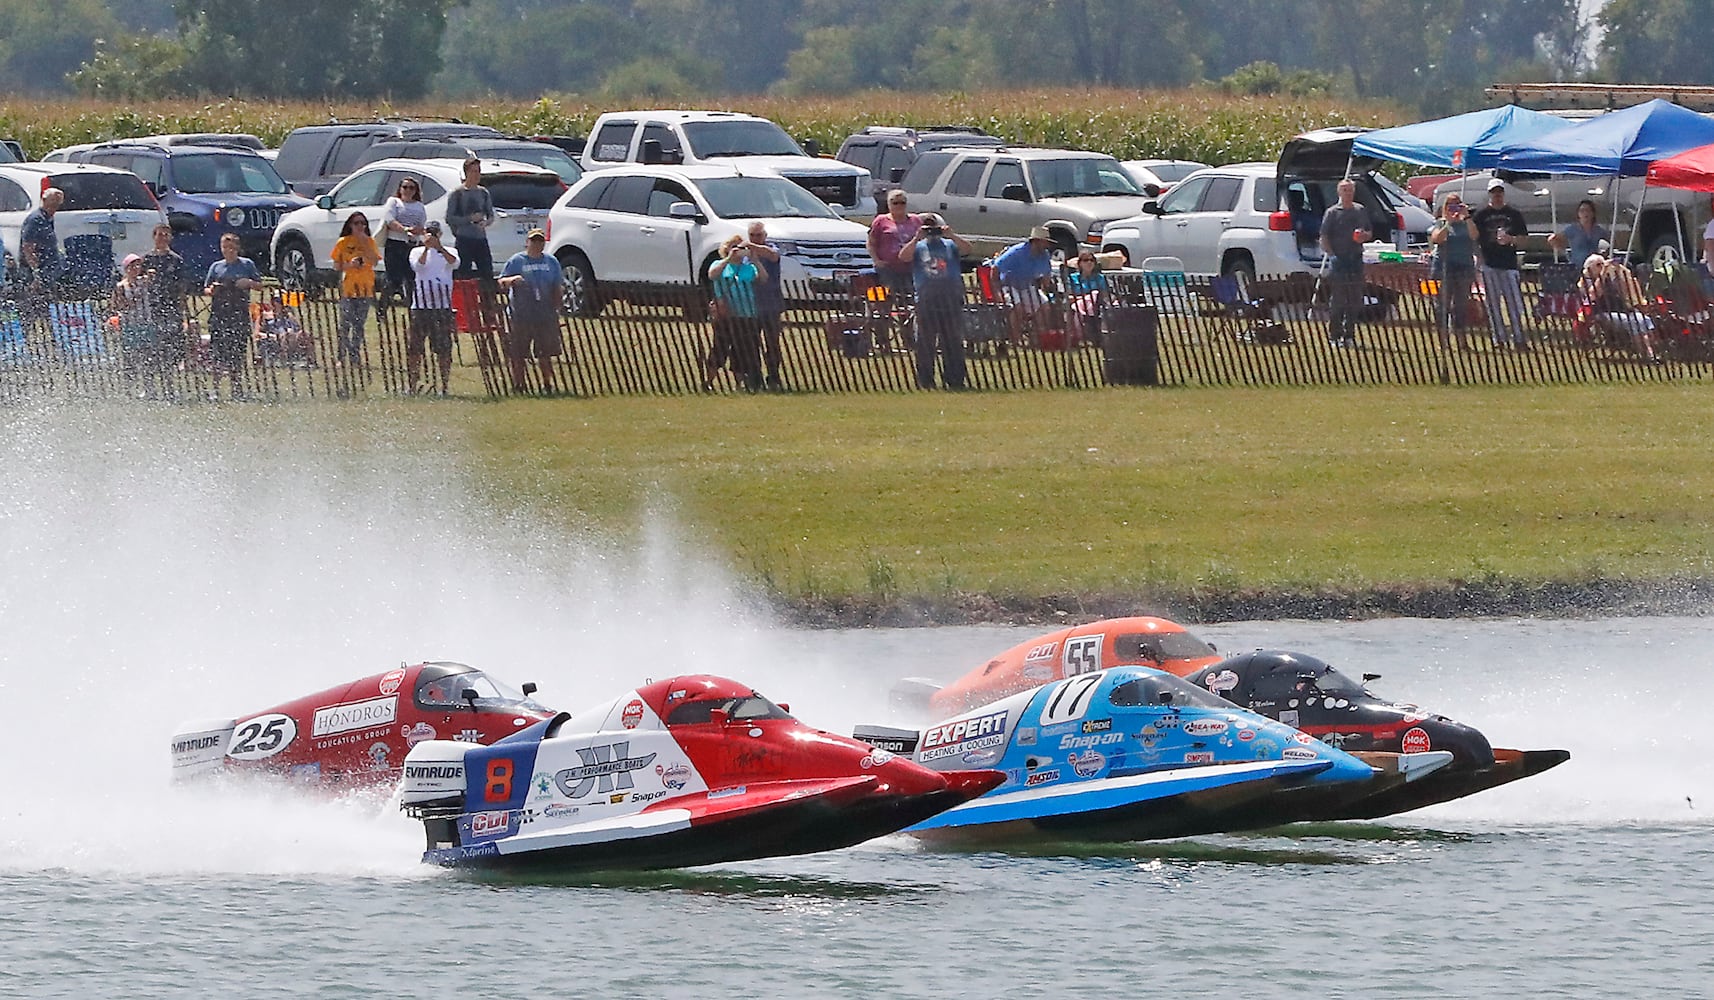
172;153;290;194
665;693;794;726
698;176;838;219
1148;162;1203;183
487;147;583;185
1028;157;1141;197
415;666;539;709
683;121;803;158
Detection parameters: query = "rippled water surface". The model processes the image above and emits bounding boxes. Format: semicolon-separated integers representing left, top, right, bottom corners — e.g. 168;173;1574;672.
2;407;1709;999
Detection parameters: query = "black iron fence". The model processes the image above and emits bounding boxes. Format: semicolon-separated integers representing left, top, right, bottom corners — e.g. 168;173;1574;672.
2;264;1709;403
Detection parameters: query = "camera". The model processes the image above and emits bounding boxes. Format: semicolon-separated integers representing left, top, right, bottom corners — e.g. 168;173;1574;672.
922;224;945;236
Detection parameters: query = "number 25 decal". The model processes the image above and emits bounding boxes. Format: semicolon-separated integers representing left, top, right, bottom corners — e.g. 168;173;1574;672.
227;714;298;760
1040;674;1102;726
1063;634;1103;676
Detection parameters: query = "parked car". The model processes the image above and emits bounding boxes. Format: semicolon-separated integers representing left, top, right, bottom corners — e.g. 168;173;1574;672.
580;110;872;220
1099;160;1431;279
1;139;23;163
545;164;872;315
896;145;1154;260
73;141;310;274
355;136;583;185
269;157;562;293
835;125;1004;212
44;133;266;163
272;120;505;199
1120;159;1210;195
0;162;166;287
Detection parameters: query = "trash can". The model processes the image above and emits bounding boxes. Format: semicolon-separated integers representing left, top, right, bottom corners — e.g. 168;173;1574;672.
1102;304;1158;386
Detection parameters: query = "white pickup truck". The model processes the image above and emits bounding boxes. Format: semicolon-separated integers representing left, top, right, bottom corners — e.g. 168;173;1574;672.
580;110;872;221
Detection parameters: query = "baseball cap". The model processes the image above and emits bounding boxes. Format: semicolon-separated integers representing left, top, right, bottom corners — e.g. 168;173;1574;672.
424;219;443;235
526;228;546;241
1487;178;1506;191
121;253;142;267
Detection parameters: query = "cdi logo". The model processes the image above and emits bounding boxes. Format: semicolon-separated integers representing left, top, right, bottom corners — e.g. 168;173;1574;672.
554;741;659;799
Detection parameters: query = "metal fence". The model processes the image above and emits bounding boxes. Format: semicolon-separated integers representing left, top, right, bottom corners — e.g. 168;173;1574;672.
2;264;1708;403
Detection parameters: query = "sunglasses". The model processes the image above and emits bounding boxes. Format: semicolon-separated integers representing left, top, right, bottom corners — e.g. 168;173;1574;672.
889;199;907;205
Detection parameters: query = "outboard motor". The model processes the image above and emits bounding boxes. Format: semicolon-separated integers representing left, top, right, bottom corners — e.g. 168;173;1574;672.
399;740;471;849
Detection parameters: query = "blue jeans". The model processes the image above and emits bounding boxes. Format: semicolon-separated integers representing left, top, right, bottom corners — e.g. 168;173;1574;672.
339;297;371;364
1481;266;1526;346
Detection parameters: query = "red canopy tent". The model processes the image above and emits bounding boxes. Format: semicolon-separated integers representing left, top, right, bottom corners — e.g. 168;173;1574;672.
1646;144;1714;191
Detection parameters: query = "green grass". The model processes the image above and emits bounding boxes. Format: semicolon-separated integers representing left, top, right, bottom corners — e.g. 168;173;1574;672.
384;382;1714;603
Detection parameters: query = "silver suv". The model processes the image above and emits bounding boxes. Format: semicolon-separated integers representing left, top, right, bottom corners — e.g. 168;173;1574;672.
895;146;1153;260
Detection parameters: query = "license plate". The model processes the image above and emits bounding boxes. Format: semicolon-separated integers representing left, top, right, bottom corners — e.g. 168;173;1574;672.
97;223;127;240
833;269;857;280
515;216;540;233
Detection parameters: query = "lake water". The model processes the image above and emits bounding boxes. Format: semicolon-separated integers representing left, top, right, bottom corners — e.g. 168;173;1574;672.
2;406;1709;999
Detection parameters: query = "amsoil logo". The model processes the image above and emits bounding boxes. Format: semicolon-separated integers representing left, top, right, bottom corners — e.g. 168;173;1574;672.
620;699;645;729
554;741;658;799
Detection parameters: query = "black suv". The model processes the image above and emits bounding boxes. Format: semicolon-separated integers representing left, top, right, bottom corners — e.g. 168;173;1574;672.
354;136;584;185
273;119;505;198
836;126;1005;212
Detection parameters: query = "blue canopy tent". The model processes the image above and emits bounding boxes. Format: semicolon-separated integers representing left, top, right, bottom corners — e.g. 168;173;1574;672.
1351;105;1568;170
1496;100;1714;262
1495;99;1714;176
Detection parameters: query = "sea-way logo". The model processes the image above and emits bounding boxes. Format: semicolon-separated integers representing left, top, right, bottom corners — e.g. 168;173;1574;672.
1183;719;1229;737
656;762;691;790
1183;751;1215;764
312;696;397;738
378;668;406;696
620;699;645;730
1401;727;1433;754
553;741;659;799
920;710;1008;762
1205;669;1239;694
1281;747;1319;761
470;811;510;838
1068;749;1106;777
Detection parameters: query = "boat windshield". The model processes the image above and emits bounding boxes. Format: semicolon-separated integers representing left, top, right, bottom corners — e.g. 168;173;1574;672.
415;665;538;710
1108;673;1230;710
665;693;793;726
1302;666;1369;698
1112;630;1217;663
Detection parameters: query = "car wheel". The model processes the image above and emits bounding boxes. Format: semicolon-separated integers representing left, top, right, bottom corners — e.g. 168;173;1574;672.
1646;232;1685;274
1221;254;1256;284
1053;231;1079;263
276;236;315;295
559;250;602;317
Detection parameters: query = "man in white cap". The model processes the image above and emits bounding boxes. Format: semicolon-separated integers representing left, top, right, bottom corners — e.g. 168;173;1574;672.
1473;177;1530;349
994;225;1059;346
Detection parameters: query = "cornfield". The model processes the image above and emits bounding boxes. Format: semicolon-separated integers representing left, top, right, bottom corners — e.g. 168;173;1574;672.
0;89;1406;165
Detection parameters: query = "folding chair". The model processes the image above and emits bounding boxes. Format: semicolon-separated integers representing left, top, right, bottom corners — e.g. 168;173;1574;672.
1210;274;1288;344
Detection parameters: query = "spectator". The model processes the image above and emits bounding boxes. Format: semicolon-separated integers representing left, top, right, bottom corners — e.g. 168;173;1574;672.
381;176;428;307
1580;254;1660;362
140;223;191;374
705;234;763;392
1473;177;1529;350
1430;193;1479;351
19;187;64;321
1319;177;1369;349
256;293;313;368
446;156;495;280
203;232;262;400
498;228;565;395
746;221;786;390
994;225;1058;346
1548;199;1609;272
1067;248;1108;347
867;189;921;306
900;212;971;389
112;254;152;386
330;212;380;370
408;220;459;395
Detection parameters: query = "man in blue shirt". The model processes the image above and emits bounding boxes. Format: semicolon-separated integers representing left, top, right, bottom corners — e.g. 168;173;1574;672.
202;232;262;399
18;187;63;321
902;213;973;389
993;225;1057;347
498;229;565;394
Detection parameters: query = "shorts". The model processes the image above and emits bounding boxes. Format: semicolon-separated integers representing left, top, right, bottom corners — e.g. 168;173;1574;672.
1002;284;1048;313
409;308;454;355
209;302;249;370
508;313;564;358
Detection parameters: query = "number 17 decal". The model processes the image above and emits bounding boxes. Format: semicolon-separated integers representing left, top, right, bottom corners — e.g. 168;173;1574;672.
1063;634;1103;676
1040;673;1102;726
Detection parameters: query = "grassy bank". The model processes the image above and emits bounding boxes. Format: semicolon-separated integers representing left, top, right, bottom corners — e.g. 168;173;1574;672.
0;89;1405;168
377;382;1714;620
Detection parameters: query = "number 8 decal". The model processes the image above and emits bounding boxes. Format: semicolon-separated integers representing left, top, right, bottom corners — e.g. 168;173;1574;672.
484;758;514;802
1040;674;1102;726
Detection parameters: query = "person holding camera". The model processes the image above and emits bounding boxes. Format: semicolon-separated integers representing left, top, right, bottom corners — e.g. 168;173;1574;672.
901;213;972;389
407;220;459;395
1430;193;1479;350
705;234;764;391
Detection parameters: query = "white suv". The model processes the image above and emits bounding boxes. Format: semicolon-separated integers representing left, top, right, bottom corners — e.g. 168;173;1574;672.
545;164;871;314
0;162;166;283
1100;162;1431;278
270;157;563;291
580;111;872;220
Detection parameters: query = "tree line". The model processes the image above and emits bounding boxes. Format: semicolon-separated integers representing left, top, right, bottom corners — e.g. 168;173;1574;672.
3;0;1711;114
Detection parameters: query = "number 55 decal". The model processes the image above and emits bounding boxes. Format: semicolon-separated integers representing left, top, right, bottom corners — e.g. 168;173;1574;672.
1063;634;1103;676
1040;674;1102;726
227;714;297;760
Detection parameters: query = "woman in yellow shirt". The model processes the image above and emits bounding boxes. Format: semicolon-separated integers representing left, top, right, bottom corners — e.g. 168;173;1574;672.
330;213;380;368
